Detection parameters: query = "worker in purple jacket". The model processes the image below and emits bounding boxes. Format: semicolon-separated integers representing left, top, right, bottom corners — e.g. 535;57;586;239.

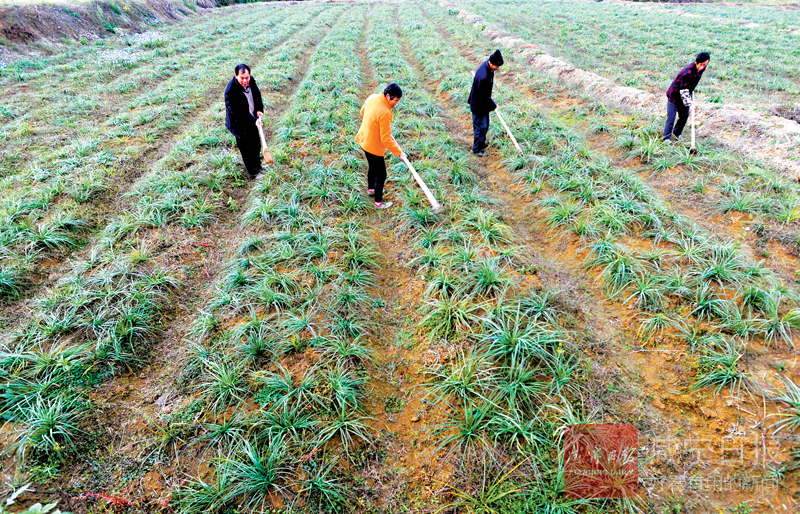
663;52;710;142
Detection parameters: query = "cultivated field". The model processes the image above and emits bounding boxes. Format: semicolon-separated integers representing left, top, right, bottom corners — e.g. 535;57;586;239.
1;1;800;513
469;0;800;108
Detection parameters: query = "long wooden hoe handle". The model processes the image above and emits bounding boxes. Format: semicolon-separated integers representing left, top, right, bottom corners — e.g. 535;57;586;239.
494;109;522;154
257;122;274;164
401;155;443;214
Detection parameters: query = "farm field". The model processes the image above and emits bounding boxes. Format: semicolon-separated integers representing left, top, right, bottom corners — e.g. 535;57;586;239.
650;2;800;29
1;1;800;514
466;0;800;109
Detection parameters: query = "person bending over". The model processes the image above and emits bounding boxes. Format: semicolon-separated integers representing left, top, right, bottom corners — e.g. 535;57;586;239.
663;52;710;143
355;83;407;210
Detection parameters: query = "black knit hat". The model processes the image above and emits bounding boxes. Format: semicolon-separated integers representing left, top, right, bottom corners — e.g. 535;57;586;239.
489;49;504;66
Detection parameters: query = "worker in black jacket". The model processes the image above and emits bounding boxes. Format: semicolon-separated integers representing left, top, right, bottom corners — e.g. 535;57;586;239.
468;50;503;157
225;63;265;180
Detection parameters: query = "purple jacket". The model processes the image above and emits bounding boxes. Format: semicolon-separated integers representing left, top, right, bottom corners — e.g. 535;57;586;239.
666;62;704;107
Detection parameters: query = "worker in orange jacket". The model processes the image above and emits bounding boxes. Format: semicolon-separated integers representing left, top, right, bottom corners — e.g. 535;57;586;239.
355;83;407;209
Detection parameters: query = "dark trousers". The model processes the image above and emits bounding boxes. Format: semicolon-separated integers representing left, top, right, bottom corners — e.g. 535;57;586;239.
235;129;262;178
364;150;387;203
472;114;490;153
663;100;689;141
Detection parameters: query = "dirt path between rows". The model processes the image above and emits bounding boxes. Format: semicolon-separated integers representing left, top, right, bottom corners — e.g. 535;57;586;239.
351;5;451;509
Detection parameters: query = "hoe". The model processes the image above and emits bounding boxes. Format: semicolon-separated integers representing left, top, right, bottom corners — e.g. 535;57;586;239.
402;154;443;214
494;109;522;154
257;123;275;164
689;98;698;155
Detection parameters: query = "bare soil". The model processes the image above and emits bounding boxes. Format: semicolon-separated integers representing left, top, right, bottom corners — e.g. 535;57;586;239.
0;1;216;62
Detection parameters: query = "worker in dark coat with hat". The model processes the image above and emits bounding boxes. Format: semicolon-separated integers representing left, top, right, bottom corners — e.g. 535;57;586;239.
225;63;266;180
468;49;504;157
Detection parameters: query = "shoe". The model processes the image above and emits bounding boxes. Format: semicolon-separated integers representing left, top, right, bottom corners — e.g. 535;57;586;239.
476;151;486;157
367;188;375;196
675;135;684;141
254;172;266;181
374;201;394;209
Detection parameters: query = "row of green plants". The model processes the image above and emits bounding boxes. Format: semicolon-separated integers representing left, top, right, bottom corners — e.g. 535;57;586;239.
662;2;800;27
610;114;800;245
0;5;322;301
170;7;381;513
432;3;800;289
426;1;800;435
385;4;632;512
0;4;340;487
463;0;800;106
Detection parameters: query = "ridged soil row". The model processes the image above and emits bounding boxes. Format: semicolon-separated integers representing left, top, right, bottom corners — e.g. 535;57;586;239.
167;7;407;513
370;2;610;509
353;3;451;510
76;4;346;501
394;0;634;424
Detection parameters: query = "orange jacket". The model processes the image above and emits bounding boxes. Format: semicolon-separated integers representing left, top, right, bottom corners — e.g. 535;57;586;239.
355;94;402;157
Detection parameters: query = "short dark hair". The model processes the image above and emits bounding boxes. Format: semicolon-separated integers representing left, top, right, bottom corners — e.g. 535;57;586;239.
383;83;402;100
234;63;251;76
696;52;710;64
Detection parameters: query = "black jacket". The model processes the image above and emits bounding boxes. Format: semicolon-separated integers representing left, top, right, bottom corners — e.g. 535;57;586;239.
224;76;264;139
468;61;497;116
